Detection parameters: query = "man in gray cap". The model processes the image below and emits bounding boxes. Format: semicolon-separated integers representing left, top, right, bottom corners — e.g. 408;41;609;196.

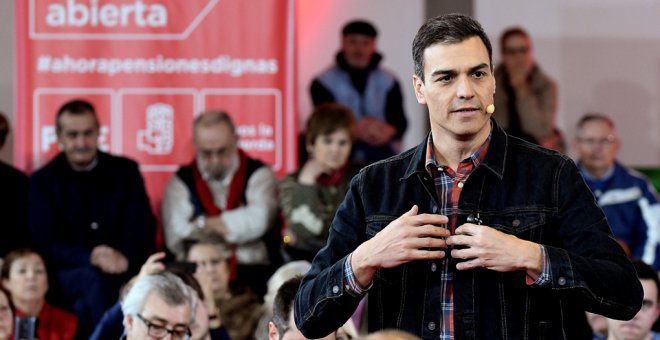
310;20;407;164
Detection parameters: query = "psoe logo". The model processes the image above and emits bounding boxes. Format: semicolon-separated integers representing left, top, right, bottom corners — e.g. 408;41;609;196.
29;0;220;40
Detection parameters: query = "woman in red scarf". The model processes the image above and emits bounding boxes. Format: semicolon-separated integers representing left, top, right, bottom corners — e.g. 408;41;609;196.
1;249;78;340
279;103;363;262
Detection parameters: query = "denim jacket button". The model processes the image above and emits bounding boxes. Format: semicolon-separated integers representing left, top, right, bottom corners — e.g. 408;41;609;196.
431;263;437;272
512;219;521;227
428;321;436;330
90;222;99;230
558;277;567;286
432;206;438;213
332;285;340;294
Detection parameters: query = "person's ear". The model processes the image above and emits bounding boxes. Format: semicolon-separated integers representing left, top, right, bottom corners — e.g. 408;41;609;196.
268;321;280;340
413;75;427;105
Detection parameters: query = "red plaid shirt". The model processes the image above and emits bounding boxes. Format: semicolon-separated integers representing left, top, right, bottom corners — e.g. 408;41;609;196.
425;132;491;339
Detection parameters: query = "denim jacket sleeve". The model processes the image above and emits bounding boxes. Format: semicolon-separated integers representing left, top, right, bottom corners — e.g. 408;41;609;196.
294;174;367;338
543;158;643;320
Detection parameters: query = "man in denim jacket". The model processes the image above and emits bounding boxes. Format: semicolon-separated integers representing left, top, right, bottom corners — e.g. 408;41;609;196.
295;14;642;339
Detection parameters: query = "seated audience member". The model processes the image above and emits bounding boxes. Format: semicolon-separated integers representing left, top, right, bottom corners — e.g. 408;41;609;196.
279;103;363;262
163;110;279;298
493;27;557;144
121;271;195;340
0;288;13;340
255;261;312;340
185;236;261;340
574;114;660;267
268;276;337;340
28;99;156;336
0;112;29;259
91;252;230;340
1;248;77;339
604;260;660;340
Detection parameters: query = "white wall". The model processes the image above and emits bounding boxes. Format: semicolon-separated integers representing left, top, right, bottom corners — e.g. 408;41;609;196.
476;0;660;166
297;0;427;152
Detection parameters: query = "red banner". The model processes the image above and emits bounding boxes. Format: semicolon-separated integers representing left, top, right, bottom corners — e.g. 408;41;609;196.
15;0;297;244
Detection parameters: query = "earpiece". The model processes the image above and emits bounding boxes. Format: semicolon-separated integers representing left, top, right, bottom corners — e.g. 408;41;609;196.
486;104;495;114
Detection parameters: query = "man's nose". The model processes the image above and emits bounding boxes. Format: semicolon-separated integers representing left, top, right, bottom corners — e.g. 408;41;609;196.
456;76;475;99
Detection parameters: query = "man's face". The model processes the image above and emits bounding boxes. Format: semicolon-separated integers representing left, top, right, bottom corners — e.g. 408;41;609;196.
502;34;533;73
194;122;238;180
607;279;659;340
574;119;619;177
125;292;191;340
413;36;495;140
57;111;99;168
341;33;376;69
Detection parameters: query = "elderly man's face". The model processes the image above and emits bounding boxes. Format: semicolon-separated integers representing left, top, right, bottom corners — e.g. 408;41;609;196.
194;122;238;180
607;279;659;340
341;33;376;69
126;291;191;340
413;36;495;141
574;119;619;178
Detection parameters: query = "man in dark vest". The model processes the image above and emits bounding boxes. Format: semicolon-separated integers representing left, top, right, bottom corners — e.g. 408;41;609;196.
162;110;279;297
310;20;407;164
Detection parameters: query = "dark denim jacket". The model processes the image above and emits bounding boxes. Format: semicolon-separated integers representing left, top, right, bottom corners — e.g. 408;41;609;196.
295;120;642;339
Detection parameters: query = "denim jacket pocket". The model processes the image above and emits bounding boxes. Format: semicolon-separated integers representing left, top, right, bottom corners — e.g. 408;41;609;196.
486;212;546;242
366;214;398;238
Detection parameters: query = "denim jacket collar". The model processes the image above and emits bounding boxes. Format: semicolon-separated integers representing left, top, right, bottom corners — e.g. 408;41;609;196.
402;118;507;181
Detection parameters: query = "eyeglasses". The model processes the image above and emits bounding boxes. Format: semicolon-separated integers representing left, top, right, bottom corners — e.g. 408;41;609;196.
503;46;530;55
577;135;617;147
136;314;191;340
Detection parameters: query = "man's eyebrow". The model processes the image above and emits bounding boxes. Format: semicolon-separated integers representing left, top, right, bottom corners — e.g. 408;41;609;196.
430;68;456;78
430;63;490;78
470;63;490;72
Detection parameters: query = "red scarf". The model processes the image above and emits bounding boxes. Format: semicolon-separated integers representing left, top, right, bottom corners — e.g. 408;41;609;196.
191;149;249;280
316;164;347;187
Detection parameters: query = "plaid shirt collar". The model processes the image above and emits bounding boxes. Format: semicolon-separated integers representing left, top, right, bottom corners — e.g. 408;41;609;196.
425;126;493;174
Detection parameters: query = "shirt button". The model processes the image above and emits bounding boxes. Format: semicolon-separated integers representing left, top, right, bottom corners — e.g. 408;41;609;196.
431;263;437;272
457;182;464;188
558;277;567;286
90;222;99;230
332;285;340;294
437;167;444;172
428;321;436;330
432;206;439;213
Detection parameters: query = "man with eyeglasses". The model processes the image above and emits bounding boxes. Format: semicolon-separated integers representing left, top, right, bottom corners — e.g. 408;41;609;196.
493;27;558;146
122;272;195;340
575;114;660;269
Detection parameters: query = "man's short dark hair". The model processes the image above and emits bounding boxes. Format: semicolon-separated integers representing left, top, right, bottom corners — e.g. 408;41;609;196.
412;13;493;82
0;112;8;149
499;27;531;51
56;99;99;132
633;260;660;302
272;275;303;335
342;20;377;38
